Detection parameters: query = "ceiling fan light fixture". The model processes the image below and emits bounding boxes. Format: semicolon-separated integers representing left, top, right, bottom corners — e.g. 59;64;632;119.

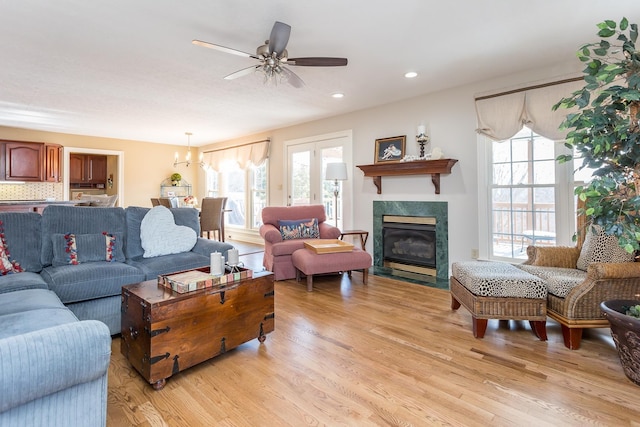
194;20;347;89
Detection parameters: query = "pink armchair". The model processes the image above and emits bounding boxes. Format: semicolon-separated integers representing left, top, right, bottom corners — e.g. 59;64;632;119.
259;205;340;280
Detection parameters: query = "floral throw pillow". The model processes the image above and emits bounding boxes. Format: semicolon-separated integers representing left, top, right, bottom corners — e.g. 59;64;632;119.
0;220;24;275
278;218;320;240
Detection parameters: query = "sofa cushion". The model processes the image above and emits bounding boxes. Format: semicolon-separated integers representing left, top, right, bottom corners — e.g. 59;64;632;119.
51;232;125;266
40;262;145;304
517;265;588;297
0;212;42;272
0;272;48;294
41;206;127;267
125;206;200;259
279;218;319;240
0;289;79;340
451;261;547;299
271;239;309;257
576;225;635;271
140;206;197;257
127;251;210;280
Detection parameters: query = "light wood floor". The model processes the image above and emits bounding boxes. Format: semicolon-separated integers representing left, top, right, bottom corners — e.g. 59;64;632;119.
107;271;640;426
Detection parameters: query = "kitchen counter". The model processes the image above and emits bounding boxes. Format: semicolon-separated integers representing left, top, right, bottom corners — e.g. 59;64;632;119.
0;200;78;213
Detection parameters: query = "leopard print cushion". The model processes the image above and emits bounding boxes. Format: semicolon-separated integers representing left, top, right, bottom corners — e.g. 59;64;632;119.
452;261;546;299
576;225;635;271
517;265;587;297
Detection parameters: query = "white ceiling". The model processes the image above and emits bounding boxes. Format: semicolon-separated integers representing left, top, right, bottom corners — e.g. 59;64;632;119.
0;1;638;146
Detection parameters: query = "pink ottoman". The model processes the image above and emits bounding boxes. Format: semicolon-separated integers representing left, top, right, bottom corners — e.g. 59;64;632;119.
291;247;372;291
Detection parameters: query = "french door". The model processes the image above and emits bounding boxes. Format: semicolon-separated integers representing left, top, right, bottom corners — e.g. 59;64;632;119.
285;132;351;229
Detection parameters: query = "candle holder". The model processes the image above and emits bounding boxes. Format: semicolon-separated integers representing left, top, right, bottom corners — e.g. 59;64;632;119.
226;261;245;273
416;132;429;158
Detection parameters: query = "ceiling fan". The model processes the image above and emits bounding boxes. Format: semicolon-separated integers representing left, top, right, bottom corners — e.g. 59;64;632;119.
192;21;348;88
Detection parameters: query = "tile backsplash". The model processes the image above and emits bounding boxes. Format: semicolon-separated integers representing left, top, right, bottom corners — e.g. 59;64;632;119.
0;183;64;200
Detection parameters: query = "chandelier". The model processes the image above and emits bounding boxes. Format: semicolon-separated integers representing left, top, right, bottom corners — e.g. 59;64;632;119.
174;132;205;168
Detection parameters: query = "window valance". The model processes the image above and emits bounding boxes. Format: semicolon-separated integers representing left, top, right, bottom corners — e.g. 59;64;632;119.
202;139;270;171
475;77;584;141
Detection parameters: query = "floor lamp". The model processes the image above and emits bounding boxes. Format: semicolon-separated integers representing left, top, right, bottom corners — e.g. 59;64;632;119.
325;162;348;228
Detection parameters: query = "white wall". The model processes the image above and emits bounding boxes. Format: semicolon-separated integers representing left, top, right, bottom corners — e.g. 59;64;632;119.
202;59;583;265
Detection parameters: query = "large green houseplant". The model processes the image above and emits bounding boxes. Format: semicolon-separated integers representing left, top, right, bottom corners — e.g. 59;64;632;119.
554;17;640;253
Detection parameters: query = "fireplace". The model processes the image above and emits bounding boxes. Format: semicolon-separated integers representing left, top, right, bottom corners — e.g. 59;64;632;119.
373;201;448;286
382;216;436;276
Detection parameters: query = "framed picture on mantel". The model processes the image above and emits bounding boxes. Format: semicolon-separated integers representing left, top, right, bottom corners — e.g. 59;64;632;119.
375;136;406;164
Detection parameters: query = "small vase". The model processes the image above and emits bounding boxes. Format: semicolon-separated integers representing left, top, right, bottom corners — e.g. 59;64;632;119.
601;300;640;386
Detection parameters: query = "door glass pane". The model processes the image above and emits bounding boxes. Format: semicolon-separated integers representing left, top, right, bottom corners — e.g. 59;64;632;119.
290;151;310;206
321;146;343;228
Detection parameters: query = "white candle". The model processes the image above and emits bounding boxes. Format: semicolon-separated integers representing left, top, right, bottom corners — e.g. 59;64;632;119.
210;252;222;275
227;248;239;266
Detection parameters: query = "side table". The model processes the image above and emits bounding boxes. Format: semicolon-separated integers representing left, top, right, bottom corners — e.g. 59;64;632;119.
339;229;369;251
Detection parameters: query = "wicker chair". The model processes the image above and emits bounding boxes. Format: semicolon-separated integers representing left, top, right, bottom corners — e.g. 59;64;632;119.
522;240;640;350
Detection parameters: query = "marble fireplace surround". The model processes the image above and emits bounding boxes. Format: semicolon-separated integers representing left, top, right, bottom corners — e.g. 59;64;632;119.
373;201;448;285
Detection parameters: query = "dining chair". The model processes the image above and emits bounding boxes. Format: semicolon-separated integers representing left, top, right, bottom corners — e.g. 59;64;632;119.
158;198;173;208
200;197;228;241
150;198;160;207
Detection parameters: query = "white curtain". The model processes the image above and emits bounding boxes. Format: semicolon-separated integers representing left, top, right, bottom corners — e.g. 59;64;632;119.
475;78;584;141
202;140;270;171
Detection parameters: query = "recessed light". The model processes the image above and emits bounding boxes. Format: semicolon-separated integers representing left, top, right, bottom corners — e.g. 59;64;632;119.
404;71;418;78
331;92;344;98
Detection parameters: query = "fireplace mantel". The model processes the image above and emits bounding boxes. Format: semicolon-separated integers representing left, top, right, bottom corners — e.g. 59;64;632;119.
356;159;458;194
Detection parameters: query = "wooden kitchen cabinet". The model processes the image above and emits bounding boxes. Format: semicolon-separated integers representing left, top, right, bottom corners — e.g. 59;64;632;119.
45;144;63;182
4;141;44;181
69;154;107;185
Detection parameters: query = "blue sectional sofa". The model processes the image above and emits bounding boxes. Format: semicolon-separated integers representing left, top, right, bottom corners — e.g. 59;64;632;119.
0;205;233;426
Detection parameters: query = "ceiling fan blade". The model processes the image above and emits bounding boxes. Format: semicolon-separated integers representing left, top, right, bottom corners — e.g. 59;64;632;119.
224;65;261;80
288;57;348;67
280;67;305;88
268;21;291;56
192;39;260;60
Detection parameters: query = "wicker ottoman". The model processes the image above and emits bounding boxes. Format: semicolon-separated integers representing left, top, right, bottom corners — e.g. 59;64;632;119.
450;261;548;340
291;247;372;291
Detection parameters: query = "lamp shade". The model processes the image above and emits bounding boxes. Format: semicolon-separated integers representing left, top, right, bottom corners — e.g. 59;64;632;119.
325;162;348;181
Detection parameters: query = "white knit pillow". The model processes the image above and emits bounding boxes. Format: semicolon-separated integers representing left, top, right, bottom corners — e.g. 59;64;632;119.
140;206;197;258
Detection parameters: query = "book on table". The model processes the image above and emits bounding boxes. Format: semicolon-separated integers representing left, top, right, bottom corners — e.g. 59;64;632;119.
158;266;253;294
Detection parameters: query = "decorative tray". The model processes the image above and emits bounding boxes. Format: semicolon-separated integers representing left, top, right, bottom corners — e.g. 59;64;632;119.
304;239;354;254
158;266;253;294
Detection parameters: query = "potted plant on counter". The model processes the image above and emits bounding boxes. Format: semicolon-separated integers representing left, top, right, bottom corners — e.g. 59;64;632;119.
601;300;640;385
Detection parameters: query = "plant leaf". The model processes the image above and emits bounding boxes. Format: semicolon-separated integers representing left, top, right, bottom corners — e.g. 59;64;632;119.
621;17;629;31
598;28;615;37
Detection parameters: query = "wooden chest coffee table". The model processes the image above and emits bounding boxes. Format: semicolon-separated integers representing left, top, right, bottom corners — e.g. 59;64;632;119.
121;270;274;390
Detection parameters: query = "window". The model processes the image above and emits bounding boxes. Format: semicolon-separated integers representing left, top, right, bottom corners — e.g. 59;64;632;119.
205;161;267;231
488;127;581;261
